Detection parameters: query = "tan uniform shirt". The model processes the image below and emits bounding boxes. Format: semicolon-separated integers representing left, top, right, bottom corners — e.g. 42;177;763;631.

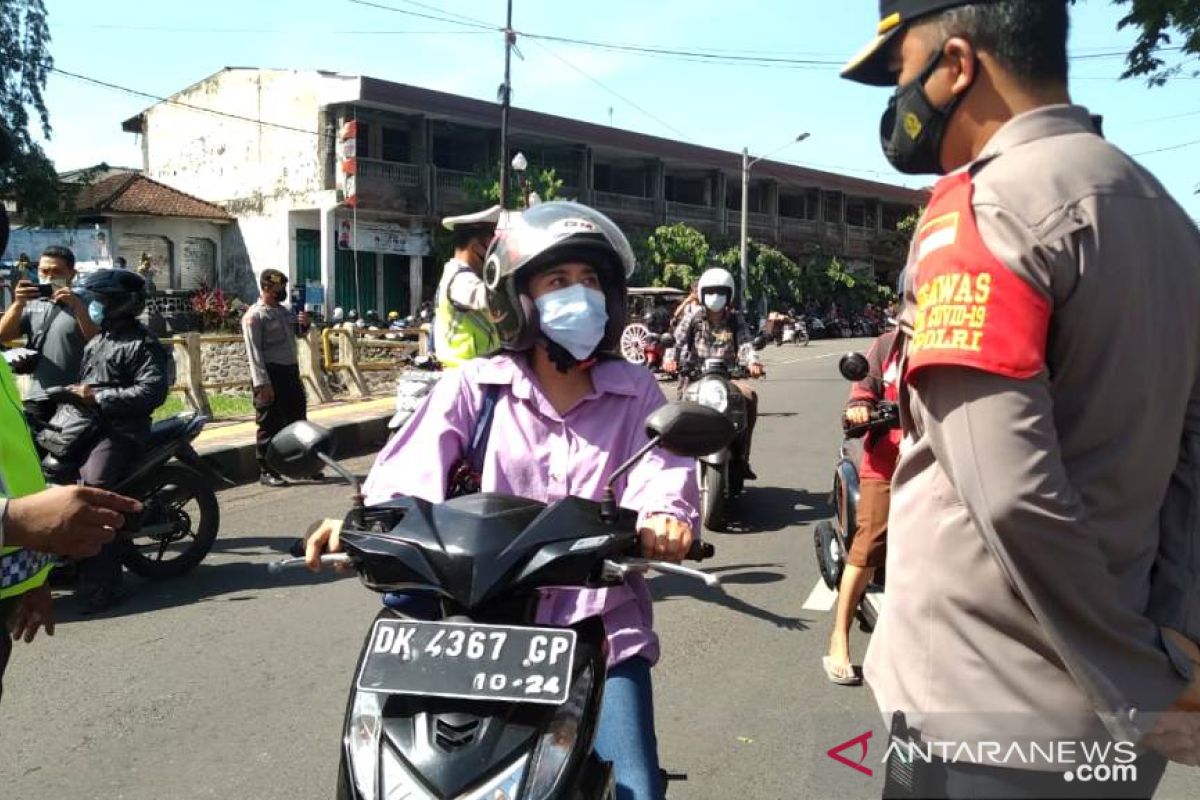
241;301;299;388
865;105;1200;752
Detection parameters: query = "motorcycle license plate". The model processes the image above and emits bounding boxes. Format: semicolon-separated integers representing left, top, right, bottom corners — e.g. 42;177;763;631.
356;619;576;705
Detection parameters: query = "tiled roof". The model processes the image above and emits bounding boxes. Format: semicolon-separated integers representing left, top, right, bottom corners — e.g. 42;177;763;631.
75;173;234;221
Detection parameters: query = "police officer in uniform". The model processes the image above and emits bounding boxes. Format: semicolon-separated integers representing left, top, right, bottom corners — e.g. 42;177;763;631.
842;2;1200;796
434;205;502;368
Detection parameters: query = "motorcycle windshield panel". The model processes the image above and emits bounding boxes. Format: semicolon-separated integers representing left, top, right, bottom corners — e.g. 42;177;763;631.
344;494;640;609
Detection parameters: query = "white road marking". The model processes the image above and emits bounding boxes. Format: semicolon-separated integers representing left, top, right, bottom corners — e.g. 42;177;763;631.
772;351;844;366
802;579;838;612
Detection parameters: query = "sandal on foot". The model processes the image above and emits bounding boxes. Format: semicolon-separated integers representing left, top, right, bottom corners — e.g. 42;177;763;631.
822;655;862;686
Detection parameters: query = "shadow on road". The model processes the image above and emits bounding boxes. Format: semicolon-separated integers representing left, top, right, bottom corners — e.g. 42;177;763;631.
722;487;832;534
650;564;812;631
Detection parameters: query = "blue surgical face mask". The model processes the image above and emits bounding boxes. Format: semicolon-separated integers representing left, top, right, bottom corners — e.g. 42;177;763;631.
88;300;106;325
534;284;608;361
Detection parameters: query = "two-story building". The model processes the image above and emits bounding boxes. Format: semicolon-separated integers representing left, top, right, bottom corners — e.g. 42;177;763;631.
122;68;926;315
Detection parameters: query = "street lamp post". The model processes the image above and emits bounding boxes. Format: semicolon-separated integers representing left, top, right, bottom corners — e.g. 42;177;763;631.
740;132;810;312
511;152;529;207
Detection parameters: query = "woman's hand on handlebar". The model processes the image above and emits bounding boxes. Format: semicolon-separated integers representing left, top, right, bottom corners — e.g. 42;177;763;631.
304;517;345;572
845;405;871;426
638;514;693;563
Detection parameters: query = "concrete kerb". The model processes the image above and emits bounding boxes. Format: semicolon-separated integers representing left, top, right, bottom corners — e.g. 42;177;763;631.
197;406;392;486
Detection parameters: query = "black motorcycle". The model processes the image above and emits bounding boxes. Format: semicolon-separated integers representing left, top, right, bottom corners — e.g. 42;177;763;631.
268;403;734;800
31;386;231;579
812;353;898;631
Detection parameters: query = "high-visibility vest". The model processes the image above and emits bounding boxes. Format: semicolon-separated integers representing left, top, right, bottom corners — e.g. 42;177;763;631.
0;358;53;600
433;260;498;369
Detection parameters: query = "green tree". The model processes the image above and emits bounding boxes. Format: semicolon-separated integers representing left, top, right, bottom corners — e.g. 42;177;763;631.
643;223;710;290
1093;0;1200;86
716;242;803;308
0;0;65;224
463;165;564;210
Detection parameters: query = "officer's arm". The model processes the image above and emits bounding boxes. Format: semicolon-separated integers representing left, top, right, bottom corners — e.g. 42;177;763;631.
241;311;271;388
446;270;488;312
918;367;1191;737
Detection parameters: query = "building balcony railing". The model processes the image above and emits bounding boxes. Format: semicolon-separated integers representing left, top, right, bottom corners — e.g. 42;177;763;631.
357;158;424;188
666;201;719;224
593;190;656;216
724;209;775;236
780;216;819;238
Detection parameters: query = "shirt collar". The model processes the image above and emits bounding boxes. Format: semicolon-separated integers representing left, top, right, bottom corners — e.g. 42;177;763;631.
976;104;1096;163
474;354;642;403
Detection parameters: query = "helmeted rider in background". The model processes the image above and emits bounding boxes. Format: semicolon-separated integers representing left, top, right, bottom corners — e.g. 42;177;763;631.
65;269;171;610
665;267;765;479
434;205;502;367
306;200;699;800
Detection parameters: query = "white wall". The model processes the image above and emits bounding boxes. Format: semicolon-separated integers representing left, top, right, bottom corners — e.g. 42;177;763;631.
109;217;226;290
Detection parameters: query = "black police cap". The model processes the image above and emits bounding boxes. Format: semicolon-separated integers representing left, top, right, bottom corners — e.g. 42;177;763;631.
842;0;1004;86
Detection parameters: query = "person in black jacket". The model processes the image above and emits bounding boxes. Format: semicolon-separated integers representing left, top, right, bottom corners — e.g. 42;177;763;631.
67;269;170;610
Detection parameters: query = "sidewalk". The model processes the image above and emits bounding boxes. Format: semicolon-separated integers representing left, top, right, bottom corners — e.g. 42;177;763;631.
195;396;395;485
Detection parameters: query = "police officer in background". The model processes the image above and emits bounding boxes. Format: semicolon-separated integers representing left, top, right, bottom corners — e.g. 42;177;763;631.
842;1;1200;796
242;269;310;486
433;205;501;368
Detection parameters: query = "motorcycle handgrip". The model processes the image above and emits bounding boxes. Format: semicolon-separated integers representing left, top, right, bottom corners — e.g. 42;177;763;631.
687;540;715;562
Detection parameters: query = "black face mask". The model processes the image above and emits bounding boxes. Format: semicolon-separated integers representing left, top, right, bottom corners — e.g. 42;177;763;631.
880;45;973;175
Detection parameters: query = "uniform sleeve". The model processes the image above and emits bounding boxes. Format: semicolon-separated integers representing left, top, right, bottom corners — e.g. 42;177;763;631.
619;372;700;534
917;367;1191;740
911;202;1192;740
446;269;489;311
362;369;477;505
94;340;171;418
241;310;270;388
907;202;1052;380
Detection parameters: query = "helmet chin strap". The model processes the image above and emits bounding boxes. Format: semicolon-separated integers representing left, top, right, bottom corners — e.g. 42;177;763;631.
539;336;597;374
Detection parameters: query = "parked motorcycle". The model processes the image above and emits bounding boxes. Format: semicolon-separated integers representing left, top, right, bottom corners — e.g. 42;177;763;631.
387;356;443;437
31;385;231;578
267;402;735;799
805;315;827;340
812;353;898;631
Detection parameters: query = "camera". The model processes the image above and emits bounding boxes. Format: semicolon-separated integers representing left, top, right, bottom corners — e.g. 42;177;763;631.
37;283;55;299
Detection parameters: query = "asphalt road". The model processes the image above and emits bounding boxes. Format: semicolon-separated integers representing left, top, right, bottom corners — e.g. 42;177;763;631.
3;339;1198;799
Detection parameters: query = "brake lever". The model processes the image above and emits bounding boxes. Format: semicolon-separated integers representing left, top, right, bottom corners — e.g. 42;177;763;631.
603;558;721;589
267;553;351;574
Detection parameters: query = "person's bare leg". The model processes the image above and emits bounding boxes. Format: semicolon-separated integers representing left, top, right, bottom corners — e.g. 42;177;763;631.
828;564;875;674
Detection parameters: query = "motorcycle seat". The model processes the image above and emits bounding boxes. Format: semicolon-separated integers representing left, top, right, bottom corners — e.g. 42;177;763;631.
148;415;192;447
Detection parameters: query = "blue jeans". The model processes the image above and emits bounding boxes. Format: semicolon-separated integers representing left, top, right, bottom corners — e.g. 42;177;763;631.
594;657;663;800
382;595;663;799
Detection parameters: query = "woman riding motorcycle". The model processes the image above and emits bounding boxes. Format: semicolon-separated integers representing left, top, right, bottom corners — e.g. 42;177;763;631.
305;201;699;800
664;267;765;479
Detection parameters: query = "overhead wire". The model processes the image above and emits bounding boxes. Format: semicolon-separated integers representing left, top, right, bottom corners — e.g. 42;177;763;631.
1132;138;1200;157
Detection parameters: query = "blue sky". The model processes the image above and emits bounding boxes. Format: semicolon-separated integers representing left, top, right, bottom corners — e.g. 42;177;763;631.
39;0;1200;219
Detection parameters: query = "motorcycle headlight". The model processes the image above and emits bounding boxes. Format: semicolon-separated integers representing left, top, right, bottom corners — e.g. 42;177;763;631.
524;664;596;800
697;380;729;413
348;691;384;800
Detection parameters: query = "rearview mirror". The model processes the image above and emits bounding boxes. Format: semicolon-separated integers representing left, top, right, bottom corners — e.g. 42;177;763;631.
839;353;870;382
645;402;735;458
266;421;336;480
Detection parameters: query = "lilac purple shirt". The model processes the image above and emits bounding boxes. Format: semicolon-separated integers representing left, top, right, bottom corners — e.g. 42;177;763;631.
363;353;700;668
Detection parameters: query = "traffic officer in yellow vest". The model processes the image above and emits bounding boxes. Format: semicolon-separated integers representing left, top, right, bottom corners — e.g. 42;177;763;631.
433;205;502;367
0;122;141;700
843;1;1200;795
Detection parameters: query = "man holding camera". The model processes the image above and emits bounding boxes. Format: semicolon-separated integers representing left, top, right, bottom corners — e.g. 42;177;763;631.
0;246;99;426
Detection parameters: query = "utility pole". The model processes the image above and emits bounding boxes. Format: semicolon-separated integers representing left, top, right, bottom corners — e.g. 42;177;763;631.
740;132;810;312
499;0;514;209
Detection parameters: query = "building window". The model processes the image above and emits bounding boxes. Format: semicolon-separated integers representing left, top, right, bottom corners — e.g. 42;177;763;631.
355;121;371;159
382;127;411;163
